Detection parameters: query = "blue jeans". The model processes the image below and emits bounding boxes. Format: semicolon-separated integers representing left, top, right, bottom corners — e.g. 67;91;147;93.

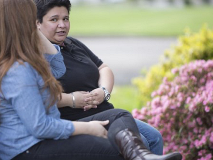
134;119;163;155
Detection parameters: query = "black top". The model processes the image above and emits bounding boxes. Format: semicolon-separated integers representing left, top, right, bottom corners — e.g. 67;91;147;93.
58;37;114;121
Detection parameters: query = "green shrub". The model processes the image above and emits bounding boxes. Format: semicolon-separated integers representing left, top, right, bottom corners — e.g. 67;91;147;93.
133;25;213;107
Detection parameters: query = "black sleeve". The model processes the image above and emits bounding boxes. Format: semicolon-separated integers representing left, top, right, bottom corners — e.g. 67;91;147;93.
68;37;103;68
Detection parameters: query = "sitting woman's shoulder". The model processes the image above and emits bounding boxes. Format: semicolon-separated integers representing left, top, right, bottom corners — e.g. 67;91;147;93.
6;61;36;77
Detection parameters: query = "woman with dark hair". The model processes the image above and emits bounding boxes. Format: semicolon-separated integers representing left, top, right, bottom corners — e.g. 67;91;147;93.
0;0;182;160
34;0;165;155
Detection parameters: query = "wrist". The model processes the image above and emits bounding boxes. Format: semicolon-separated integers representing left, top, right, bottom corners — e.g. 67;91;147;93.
70;92;75;108
100;86;111;101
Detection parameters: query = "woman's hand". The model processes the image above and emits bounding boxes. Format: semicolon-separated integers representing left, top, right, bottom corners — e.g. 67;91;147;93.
74;91;98;109
57;91;99;110
87;120;109;138
89;88;104;103
83;88;104;111
72;120;109;139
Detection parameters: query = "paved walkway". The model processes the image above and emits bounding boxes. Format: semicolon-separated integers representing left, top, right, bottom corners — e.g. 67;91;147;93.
77;36;177;85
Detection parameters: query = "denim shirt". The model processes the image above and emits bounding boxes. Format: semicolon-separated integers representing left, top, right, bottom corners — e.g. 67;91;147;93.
0;45;74;160
44;45;66;79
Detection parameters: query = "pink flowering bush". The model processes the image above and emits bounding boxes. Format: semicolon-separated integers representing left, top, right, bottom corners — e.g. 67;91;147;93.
133;60;213;160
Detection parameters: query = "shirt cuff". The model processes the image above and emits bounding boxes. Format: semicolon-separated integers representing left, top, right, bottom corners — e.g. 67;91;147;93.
54;119;75;140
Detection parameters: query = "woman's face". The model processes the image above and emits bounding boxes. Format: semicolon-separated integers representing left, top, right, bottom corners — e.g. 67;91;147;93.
37;6;70;45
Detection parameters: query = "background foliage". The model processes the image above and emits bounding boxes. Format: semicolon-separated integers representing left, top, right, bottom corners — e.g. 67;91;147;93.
133;26;213;107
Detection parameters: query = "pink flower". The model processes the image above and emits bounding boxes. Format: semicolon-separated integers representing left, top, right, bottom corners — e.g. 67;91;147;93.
203;100;207;105
171;68;179;74
200;136;207;145
194;140;201;148
196;117;203;125
186;97;191;103
151;91;157;97
205;153;212;160
210;133;213;143
205;106;210;112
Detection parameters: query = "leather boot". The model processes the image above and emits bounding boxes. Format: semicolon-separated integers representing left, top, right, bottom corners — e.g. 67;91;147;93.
115;129;182;160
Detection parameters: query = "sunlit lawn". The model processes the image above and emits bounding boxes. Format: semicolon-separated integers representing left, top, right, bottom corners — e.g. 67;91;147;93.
109;85;142;112
69;5;213;36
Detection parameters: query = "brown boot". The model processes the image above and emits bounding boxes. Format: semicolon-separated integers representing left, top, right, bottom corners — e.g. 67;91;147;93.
115;129;182;160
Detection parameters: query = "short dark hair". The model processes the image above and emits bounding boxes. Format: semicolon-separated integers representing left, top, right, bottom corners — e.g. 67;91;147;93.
33;0;71;23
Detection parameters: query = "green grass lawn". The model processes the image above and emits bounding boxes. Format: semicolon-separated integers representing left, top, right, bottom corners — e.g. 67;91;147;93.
69;5;213;36
109;85;142;112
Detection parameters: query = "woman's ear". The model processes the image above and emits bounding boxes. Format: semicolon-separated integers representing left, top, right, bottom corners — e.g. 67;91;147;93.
36;20;41;29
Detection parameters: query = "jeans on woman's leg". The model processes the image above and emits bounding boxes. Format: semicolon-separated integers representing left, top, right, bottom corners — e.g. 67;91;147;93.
81;109;142;152
13;109;160;160
14;109;137;160
137;127;150;150
134;119;163;155
13;135;124;160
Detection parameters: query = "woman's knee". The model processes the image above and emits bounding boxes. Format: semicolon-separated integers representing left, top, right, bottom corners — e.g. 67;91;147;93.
111;109;131;116
134;119;163;147
153;128;163;143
